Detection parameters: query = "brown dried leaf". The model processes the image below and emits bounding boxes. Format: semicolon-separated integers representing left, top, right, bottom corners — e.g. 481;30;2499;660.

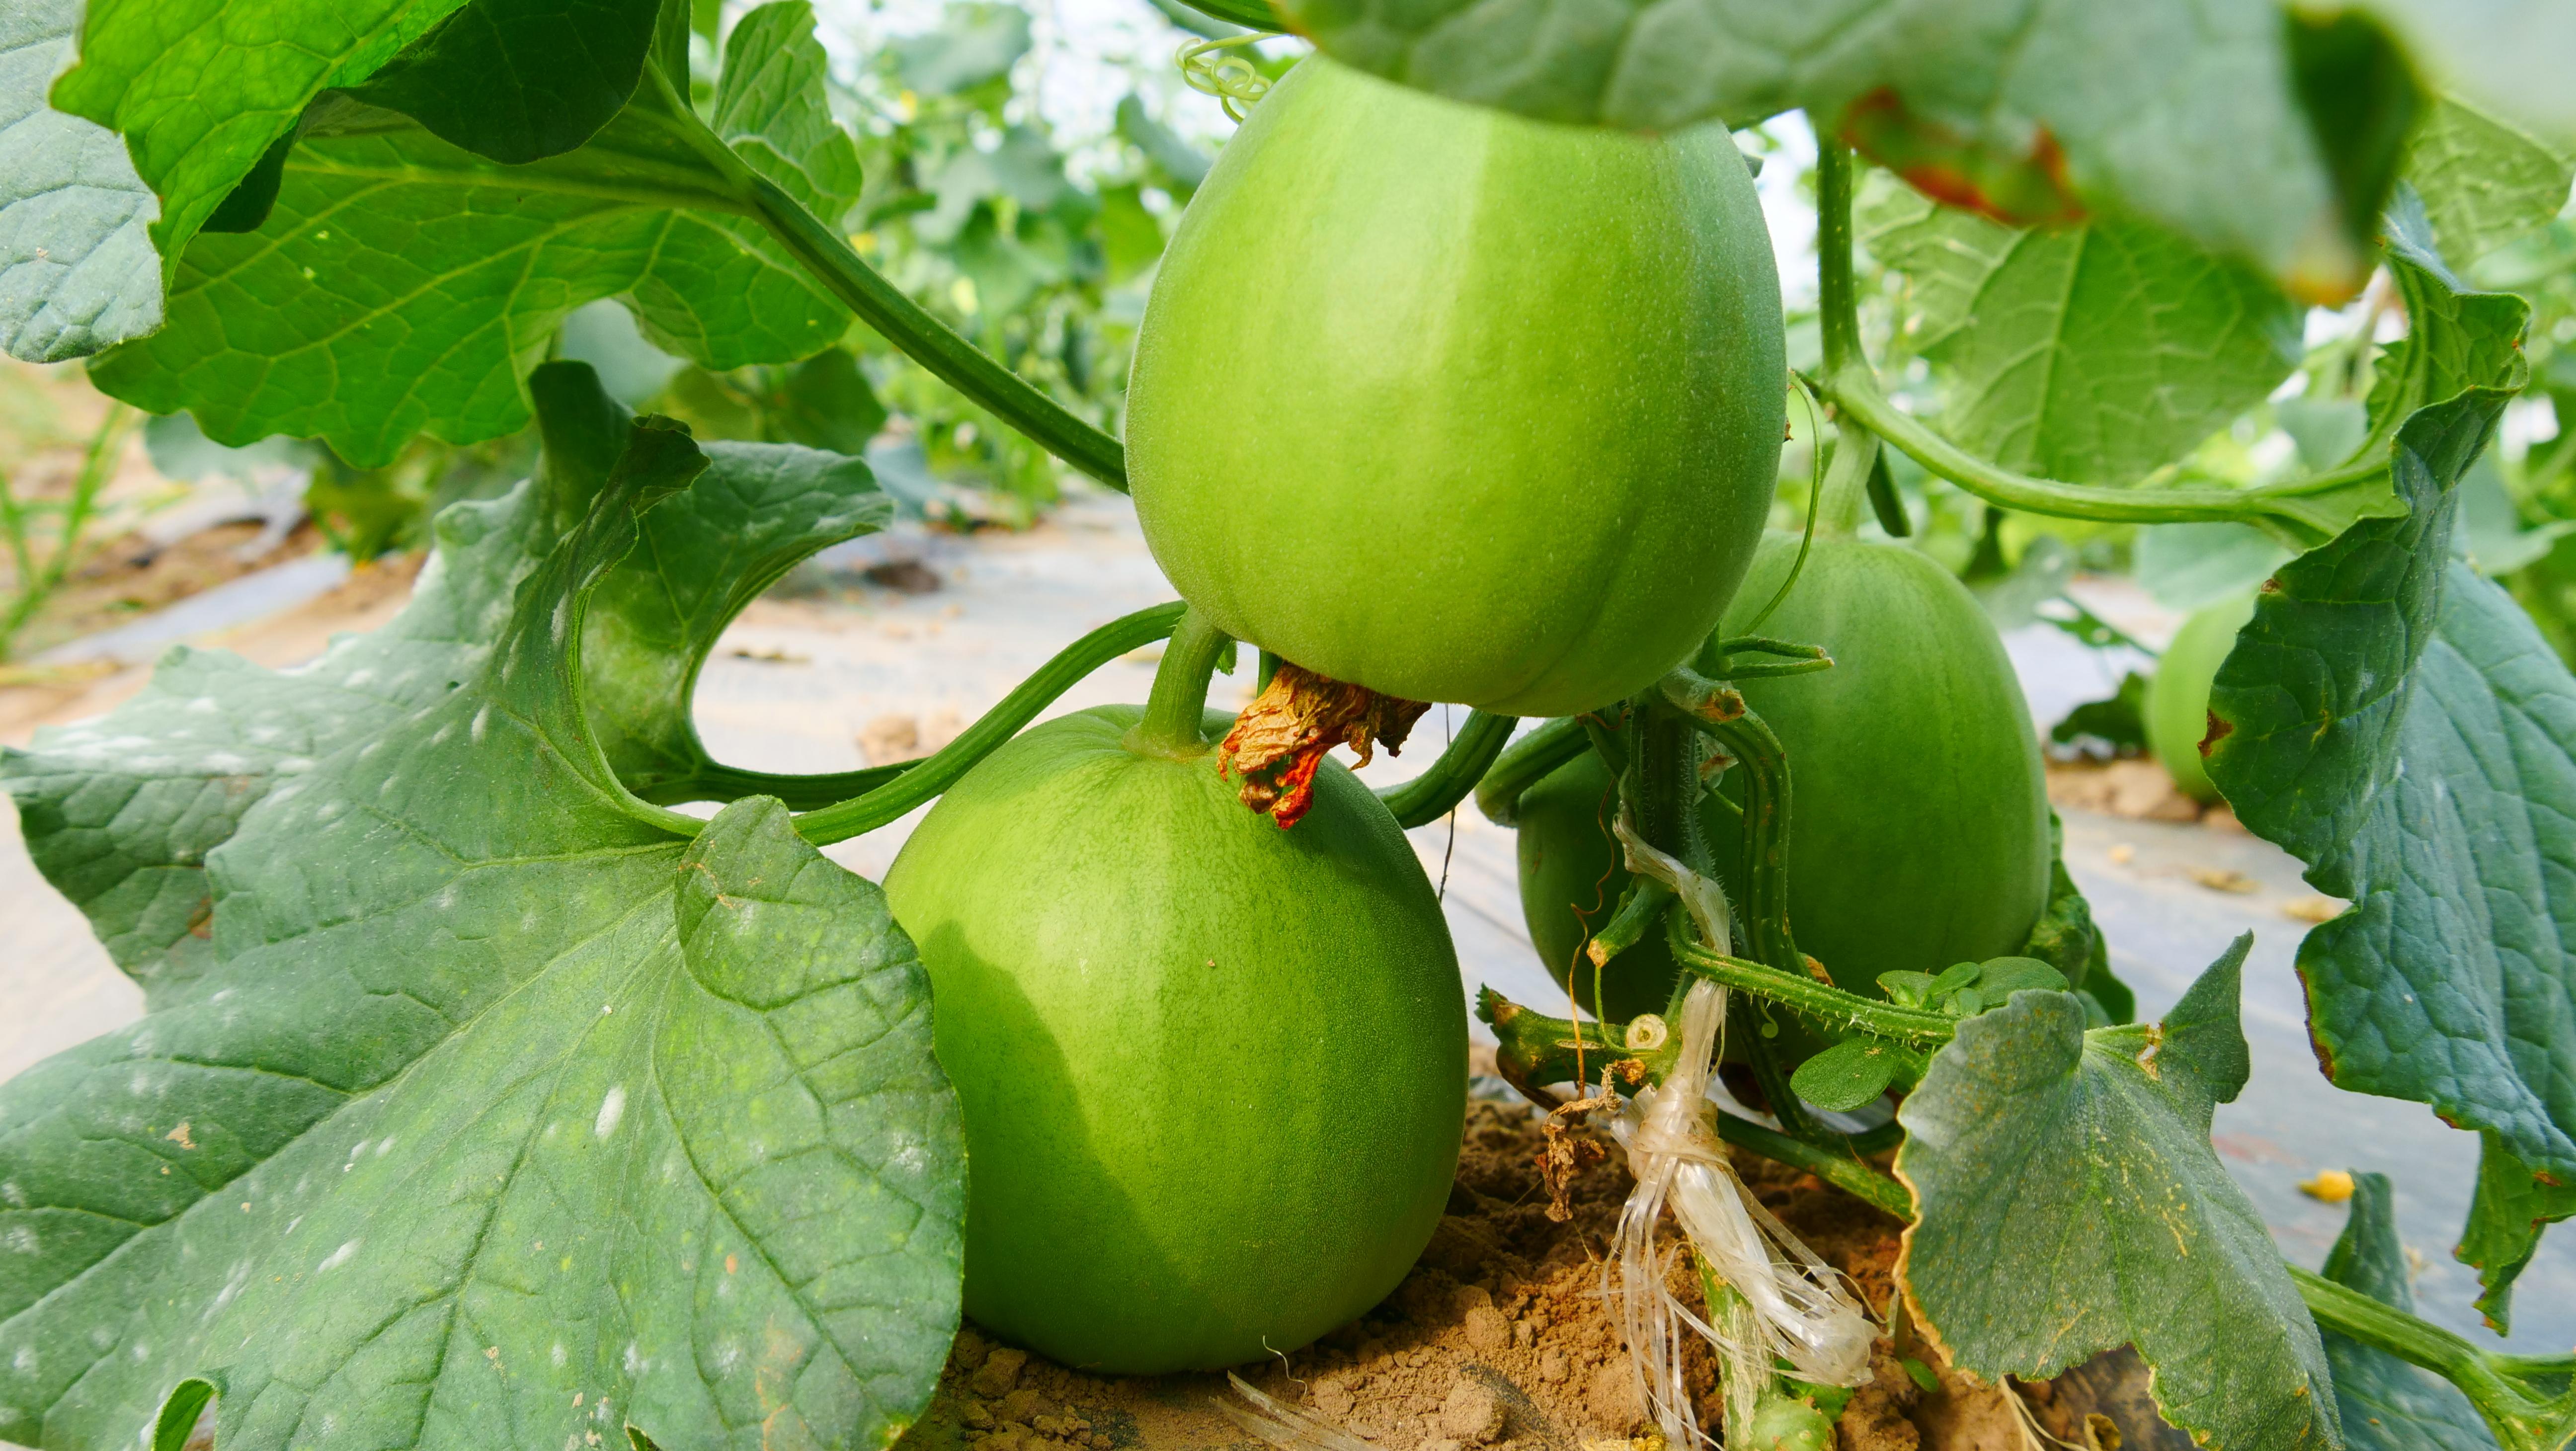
1218;662;1429;828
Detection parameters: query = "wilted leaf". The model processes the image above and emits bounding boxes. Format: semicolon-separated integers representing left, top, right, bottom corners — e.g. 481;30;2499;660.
1897;936;2340;1451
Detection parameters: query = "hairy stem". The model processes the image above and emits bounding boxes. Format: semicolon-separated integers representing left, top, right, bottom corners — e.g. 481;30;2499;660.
1816;143;1864;380
1380;710;1518;828
1630;689;1828;1141
632;762;909;810
1666;915;1956;1048
1133;608;1234;754
794;601;1186;842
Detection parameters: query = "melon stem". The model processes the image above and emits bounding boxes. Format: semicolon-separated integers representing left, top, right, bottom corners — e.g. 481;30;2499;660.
1133;608;1235;755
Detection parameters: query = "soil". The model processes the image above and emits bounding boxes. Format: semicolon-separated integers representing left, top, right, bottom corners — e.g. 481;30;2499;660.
908;1077;2160;1451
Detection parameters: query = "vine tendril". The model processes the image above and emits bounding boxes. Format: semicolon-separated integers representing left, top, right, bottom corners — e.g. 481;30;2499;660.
1178;34;1282;121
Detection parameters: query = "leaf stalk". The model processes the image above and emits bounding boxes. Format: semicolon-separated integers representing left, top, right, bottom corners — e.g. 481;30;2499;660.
1378;710;1517;827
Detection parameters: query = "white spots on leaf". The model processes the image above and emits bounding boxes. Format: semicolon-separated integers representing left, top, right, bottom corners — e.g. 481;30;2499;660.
283;1215;302;1236
713;1338;742;1373
10;1347;32;1374
551;597;573;645
0;1182;23;1209
5;1226;37;1255
317;1240;359;1273
552;1342;567;1368
375;1137;394;1157
202;752;248;773
595;1086;626;1140
209;1261;253;1317
184;697;220;716
622;1341;643;1375
471;706;491;744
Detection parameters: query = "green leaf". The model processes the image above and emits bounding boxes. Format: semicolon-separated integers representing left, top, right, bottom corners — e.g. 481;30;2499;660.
2203;303;2576;1301
2021;812;2130;1024
0;366;961;1451
86;2;861;467
2049;671;2150;754
2457;1132;2576;1333
891;3;1032;97
51;0;482;293
349;0;665;165
2357;1;2576;155
2320;1172;2500;1451
1790;1039;1902;1113
774;348;891;455
919;127;1075;245
1862;177;2303;486
582;428;888;792
1896;936;2341;1451
0;0;161;360
713;0;865;224
2135;522;2295;612
2400;96;2576;268
1278;0;2410;295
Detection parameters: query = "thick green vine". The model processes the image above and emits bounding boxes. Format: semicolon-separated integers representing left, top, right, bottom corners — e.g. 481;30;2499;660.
635;68;1131;491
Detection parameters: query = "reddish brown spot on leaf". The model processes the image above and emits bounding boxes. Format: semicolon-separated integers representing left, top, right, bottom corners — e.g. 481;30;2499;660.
1841;88;2085;228
2199;710;2233;759
1218;661;1428;829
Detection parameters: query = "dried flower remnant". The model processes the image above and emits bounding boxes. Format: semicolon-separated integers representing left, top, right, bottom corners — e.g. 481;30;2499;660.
1219;662;1429;827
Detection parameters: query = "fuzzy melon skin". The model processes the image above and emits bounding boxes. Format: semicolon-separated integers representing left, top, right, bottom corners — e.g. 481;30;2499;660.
2146;592;2257;804
882;706;1465;1373
1717;535;2052;988
1125;55;1785;716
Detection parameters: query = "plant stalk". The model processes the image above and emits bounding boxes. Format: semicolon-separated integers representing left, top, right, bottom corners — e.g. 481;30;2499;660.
1379;710;1517;828
2290;1267;2576;1451
0;403;136;658
1132;608;1234;755
1665;915;1957;1048
1806;141;2401;550
793;601;1186;842
1472;714;1590;826
639;68;1129;491
1815;142;1864;381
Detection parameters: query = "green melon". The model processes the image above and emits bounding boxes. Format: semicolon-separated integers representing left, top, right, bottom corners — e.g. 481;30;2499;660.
882;706;1464;1373
2147;591;2259;804
1124;55;1785;715
1717;535;2052;989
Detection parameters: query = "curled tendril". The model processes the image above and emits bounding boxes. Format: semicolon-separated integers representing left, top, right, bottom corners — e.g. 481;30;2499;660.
1177;34;1282;121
